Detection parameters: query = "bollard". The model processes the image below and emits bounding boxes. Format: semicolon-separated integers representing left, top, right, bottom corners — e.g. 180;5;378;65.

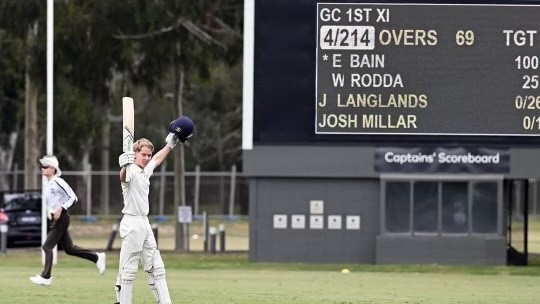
209;226;217;254
1;222;8;254
152;223;159;247
203;211;209;252
219;224;226;252
106;224;118;252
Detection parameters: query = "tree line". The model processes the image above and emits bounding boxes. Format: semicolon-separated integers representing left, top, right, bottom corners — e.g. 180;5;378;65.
0;0;243;213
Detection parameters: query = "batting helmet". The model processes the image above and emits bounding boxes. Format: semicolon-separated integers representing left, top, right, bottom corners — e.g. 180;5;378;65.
169;116;194;143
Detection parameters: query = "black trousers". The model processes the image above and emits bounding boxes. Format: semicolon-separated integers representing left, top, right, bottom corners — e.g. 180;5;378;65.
41;209;97;278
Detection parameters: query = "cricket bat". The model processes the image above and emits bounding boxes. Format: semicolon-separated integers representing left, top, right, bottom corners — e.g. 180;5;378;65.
122;97;134;153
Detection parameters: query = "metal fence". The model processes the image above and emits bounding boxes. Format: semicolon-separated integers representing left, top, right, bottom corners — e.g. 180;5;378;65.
4;165;540;219
2;164;248;218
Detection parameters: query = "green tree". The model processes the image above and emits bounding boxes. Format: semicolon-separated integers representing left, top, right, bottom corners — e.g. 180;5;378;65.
112;0;243;247
0;0;45;190
0;29;25;190
1;1;244;215
54;0;135;214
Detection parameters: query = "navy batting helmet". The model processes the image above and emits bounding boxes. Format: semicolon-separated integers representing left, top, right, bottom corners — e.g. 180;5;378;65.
169;116;194;143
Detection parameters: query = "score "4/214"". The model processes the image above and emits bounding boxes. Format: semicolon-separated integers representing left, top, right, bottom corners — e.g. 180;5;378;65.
320;25;375;50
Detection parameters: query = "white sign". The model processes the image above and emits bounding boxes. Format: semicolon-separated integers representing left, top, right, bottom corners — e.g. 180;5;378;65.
273;214;287;229
310;215;324;229
178;206;193;223
346;215;361;230
291;215;306;229
328;215;342;230
310;200;324;214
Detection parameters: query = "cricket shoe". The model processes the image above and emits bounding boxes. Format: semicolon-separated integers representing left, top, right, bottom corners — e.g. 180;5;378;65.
30;274;52;286
96;252;106;275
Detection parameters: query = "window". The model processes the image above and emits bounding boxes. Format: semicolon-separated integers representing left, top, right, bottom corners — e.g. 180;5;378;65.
472;182;498;233
385;182;410;232
382;178;500;236
413;182;438;233
442;182;468;234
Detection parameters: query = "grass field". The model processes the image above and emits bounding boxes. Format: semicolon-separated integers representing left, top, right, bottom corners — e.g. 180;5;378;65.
2;217;539;303
1;250;539;304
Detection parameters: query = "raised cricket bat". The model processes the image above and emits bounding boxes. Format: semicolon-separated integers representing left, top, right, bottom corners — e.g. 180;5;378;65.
122;97;134;153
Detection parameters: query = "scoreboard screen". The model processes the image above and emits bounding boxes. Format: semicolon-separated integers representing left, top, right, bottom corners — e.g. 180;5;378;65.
251;1;540;145
316;3;540;136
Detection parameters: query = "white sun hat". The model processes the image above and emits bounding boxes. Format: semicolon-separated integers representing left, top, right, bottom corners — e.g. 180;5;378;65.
39;155;62;177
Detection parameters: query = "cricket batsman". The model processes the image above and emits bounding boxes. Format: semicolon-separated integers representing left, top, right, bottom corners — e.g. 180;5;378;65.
115;116;194;304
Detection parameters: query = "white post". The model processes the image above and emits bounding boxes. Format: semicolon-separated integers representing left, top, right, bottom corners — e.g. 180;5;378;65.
46;4;53;154
43;0;56;266
242;0;255;150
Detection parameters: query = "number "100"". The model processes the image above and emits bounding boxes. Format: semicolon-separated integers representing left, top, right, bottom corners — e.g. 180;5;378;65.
515;55;539;70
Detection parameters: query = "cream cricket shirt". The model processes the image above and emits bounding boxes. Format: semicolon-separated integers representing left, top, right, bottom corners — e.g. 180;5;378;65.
121;159;156;216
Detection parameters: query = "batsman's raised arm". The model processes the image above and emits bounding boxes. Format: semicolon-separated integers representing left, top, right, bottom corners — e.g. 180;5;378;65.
154;116;195;166
117;116;194;181
152;133;177;167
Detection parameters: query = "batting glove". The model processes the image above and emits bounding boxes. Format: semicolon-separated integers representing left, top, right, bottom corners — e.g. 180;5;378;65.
165;132;180;149
118;151;135;167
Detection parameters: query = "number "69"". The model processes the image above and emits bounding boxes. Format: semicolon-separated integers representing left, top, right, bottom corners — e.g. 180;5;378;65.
455;30;474;46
